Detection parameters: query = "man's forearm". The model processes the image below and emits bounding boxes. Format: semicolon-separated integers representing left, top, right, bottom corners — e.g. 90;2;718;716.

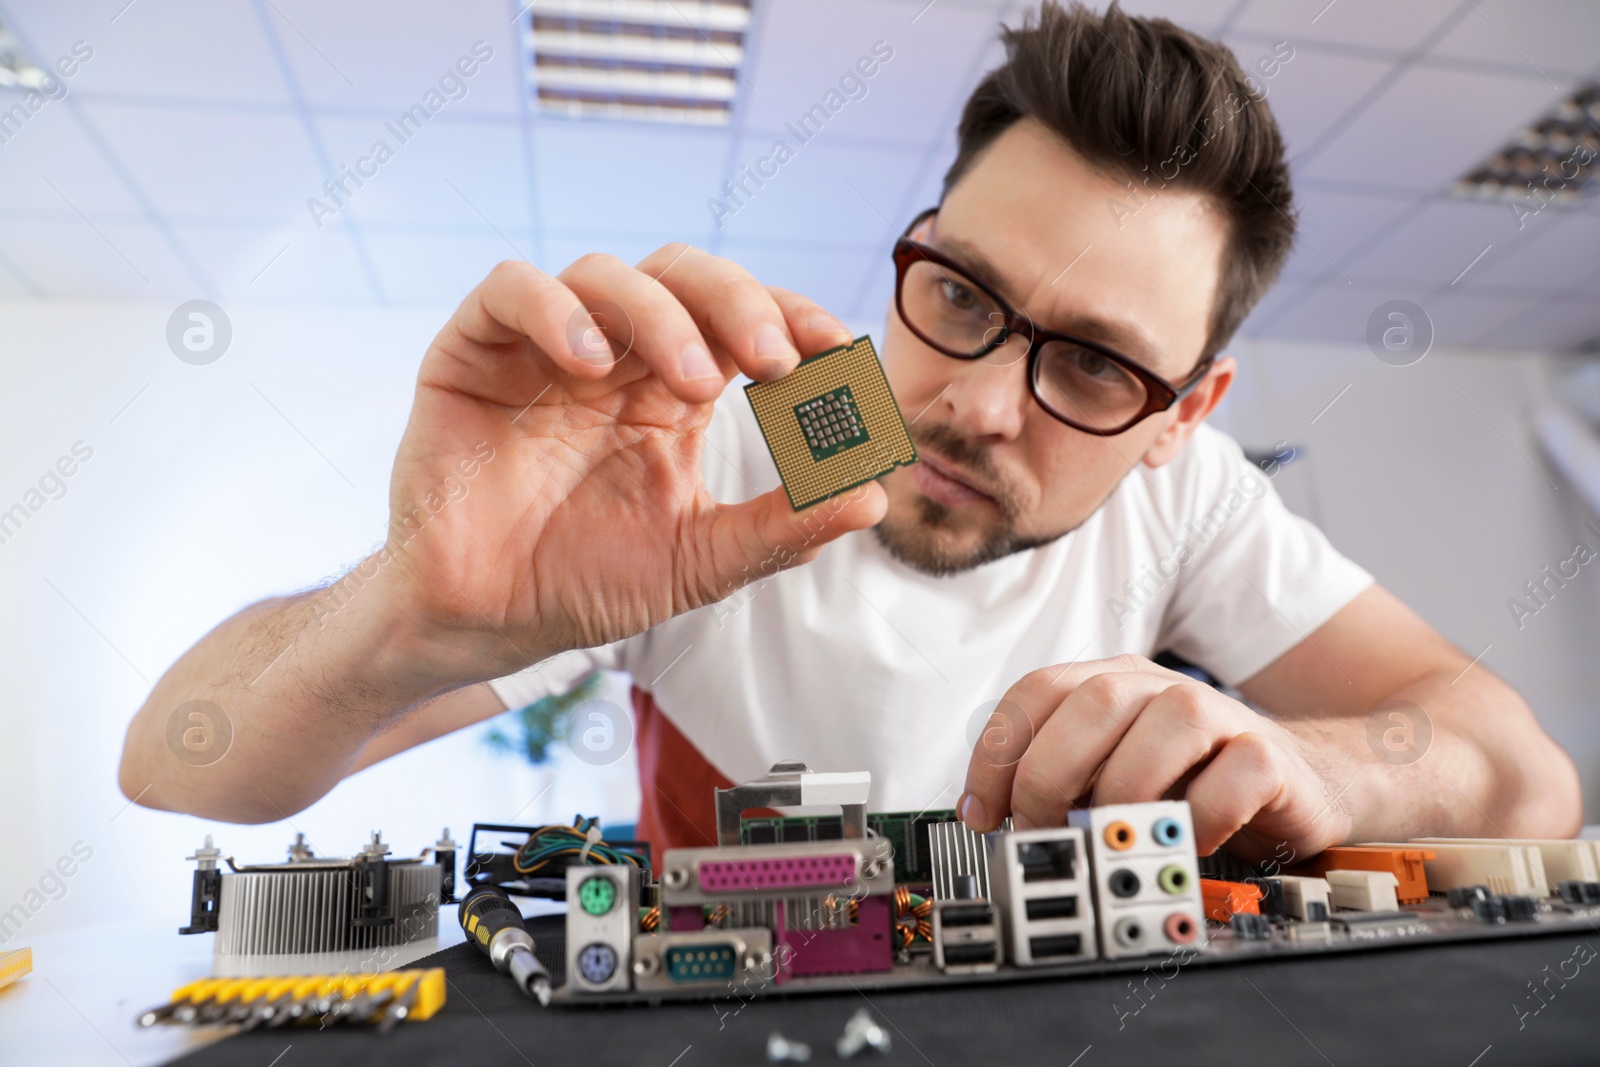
118;558;506;822
1287;666;1582;845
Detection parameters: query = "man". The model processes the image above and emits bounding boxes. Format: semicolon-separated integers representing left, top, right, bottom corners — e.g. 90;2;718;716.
118;3;1579;861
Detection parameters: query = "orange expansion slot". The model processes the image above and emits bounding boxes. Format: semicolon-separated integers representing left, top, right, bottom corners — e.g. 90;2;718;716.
1290;846;1435;904
1200;878;1264;922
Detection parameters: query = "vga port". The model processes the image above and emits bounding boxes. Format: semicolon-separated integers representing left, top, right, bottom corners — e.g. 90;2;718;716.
665;943;739;982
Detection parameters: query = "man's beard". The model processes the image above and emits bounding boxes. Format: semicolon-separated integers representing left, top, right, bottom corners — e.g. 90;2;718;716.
873;422;1068;577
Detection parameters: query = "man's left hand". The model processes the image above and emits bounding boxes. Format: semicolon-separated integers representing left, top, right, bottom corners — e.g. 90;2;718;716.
958;654;1353;860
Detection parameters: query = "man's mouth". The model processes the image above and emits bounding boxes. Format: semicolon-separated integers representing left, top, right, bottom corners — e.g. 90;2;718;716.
911;451;997;509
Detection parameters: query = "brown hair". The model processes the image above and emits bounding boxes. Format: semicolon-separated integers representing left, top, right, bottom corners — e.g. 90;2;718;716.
944;1;1295;363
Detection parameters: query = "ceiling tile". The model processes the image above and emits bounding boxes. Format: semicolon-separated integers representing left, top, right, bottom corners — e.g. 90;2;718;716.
1424;289;1538;347
266;0;520;117
1425;0;1600;78
1486;299;1600;350
0;218;196;297
362;228;521;305
1254;279;1433;345
1462;211;1600;295
178;222;375;303
1275;241;1339;283
7;0;292;105
0;104;154;216
541;233;681;274
315;115;530;228
77;102;324;223
1282;186;1419;278
1298;64;1565;191
1231;0;1462;53
718;238;890;325
712;138;921;244
1118;0;1244;31
1342;199;1536;286
1234;276;1317;336
741;0;1001;146
1224;36;1393;157
0;249;40;295
900;141;952;217
534;122;730;243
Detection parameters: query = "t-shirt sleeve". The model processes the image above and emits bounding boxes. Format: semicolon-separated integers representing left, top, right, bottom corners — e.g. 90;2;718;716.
1156;428;1374;687
486;644;624;710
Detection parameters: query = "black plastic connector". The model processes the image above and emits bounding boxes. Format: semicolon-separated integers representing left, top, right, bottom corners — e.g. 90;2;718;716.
1558;880;1600;905
178;867;221;935
1230;913;1271;940
1017;839;1077;882
1257;878;1285;917
1471;896;1507;924
1448;885;1493;909
1501;895;1539;922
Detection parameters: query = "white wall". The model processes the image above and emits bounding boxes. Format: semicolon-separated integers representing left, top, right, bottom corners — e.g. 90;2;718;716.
0;297;639;945
4;297;1598;945
1216;337;1600;815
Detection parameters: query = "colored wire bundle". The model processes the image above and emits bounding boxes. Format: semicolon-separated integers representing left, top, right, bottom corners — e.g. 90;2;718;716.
511;817;647;876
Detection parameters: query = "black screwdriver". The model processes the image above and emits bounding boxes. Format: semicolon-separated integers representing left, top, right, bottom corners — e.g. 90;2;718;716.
457;884;552;1005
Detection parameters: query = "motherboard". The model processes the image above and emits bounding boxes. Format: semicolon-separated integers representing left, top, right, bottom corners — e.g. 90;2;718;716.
549;762;1600;1008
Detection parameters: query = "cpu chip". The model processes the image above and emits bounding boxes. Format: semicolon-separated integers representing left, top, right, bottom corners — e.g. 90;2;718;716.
745;335;917;510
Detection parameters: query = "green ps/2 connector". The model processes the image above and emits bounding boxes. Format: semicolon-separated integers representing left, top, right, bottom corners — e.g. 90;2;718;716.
577;874;618;916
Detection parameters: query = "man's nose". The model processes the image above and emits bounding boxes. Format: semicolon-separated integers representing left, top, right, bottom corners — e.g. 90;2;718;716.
942;334;1031;440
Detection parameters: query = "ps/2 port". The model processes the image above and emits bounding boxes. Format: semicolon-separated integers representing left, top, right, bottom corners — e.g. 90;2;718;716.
1103;820;1135;850
1157;864;1190;895
577;942;618;984
577;874;617;916
1109;868;1141;898
1163;913;1199;945
1151;817;1184;847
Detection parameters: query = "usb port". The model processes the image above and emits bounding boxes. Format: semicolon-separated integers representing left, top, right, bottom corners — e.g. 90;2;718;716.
1028;933;1082;960
942;941;998;965
939;902;995;927
1024;896;1078;921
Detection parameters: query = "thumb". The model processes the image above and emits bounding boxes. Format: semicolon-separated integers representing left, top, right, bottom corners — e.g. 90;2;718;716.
690;481;889;608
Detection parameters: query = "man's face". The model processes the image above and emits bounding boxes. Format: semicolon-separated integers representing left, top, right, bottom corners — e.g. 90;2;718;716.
875;118;1233;575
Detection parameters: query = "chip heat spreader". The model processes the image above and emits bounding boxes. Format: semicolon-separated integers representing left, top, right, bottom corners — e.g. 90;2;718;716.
744;335;918;510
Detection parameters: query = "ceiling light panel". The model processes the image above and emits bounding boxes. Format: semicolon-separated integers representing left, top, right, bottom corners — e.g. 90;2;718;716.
526;0;751;126
1452;81;1600;208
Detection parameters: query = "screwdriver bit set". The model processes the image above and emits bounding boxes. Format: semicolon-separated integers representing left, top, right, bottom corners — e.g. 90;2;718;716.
137;968;446;1032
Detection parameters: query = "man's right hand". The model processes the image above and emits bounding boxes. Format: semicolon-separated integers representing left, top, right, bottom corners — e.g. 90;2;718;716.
374;246;888;684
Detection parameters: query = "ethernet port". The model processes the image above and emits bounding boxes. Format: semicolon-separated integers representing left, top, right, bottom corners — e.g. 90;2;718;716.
1017;838;1077;882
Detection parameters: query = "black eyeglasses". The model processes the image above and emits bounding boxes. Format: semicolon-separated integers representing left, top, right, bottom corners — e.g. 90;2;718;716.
892;207;1212;437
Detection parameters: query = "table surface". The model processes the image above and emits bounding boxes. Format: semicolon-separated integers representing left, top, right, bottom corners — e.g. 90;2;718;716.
0;917;471;1067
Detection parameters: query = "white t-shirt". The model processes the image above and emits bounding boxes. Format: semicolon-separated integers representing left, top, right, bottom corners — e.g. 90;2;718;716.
488;386;1372;814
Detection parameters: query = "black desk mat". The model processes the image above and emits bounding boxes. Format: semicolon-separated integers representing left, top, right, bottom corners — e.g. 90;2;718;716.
169;914;1600;1066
